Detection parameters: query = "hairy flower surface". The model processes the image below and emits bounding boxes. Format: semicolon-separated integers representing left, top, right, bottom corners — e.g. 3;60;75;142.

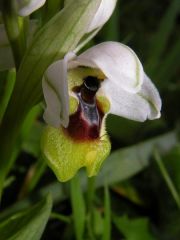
42;41;162;182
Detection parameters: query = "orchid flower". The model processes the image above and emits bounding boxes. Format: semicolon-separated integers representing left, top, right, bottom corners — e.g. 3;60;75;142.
41;41;162;182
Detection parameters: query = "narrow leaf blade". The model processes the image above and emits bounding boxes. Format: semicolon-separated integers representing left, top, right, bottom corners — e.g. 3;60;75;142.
0;194;52;240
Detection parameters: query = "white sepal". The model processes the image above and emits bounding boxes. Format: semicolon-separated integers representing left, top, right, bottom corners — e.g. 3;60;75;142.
42;52;76;128
73;42;144;93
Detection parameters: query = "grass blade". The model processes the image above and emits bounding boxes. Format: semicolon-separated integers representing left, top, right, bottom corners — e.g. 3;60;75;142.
154;149;180;208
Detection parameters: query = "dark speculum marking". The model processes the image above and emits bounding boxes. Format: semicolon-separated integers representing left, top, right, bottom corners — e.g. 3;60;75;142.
63;76;104;141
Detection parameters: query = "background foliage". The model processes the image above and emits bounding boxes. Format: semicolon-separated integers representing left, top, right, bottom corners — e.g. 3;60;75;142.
0;0;180;239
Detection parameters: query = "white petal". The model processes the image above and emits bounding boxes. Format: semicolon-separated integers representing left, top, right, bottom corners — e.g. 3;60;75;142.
42;52;76;128
87;0;117;33
16;0;46;16
72;42;144;93
100;74;161;121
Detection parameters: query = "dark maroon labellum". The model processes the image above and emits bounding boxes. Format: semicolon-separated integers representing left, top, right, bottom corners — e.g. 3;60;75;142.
63;76;104;141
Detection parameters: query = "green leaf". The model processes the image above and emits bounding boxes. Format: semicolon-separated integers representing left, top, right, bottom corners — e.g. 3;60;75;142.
22;121;43;158
21;103;42;136
113;181;143;205
42;0;64;24
0;194;52;240
70;175;86;240
0;69;15;121
96;131;177;186
103;185;111;240
114;215;156;240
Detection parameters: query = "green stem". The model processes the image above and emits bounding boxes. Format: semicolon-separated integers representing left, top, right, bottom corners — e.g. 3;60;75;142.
154;149;180;209
87;177;95;212
86;177;96;240
2;0;26;68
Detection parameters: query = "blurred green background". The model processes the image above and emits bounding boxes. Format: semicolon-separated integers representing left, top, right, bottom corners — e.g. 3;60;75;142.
0;0;180;239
